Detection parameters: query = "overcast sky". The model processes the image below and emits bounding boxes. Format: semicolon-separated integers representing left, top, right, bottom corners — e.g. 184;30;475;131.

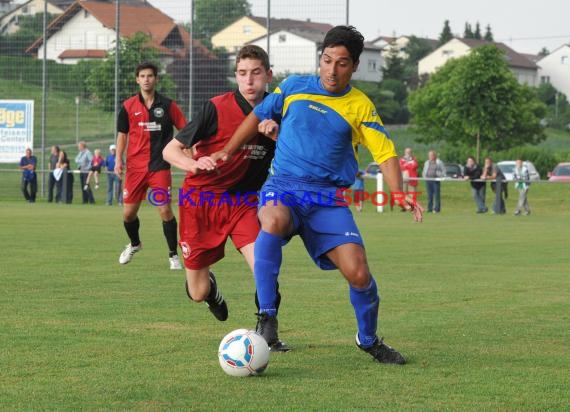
148;0;569;55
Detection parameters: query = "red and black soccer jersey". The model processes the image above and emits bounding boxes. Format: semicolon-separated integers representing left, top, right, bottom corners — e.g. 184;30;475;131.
118;92;187;172
175;90;276;193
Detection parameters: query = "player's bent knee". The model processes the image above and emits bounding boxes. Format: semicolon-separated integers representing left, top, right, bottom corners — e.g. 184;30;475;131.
259;212;291;235
346;269;371;289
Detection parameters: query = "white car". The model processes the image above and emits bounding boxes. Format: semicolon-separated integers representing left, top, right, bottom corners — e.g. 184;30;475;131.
497;161;540;181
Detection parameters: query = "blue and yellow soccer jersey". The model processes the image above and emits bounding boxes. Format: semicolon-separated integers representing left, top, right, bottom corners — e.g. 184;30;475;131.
254;75;397;187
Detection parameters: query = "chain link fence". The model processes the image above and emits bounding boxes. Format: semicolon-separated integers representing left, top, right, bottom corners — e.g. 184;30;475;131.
0;0;347;201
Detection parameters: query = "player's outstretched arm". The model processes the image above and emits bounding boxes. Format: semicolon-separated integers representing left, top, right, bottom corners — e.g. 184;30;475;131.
211;112;262;162
381;156;424;222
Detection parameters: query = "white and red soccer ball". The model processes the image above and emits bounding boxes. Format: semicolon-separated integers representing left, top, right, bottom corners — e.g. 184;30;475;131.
218;329;269;377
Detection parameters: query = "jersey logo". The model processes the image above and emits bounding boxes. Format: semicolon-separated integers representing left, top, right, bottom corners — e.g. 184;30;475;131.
134;111;142;116
154;107;165;118
308;104;327;114
180;242;191;259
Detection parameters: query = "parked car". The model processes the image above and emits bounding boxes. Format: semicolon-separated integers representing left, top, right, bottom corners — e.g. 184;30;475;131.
497;161;540;181
548;162;570;182
444;163;463;179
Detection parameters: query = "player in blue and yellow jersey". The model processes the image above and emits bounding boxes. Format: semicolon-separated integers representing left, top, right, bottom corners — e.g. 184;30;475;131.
208;26;423;364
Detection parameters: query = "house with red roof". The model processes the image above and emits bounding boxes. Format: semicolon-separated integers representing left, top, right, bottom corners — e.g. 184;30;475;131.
25;0;207;65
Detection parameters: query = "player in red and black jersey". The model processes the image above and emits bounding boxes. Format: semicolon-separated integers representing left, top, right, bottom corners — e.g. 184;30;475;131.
163;45;288;351
114;61;187;270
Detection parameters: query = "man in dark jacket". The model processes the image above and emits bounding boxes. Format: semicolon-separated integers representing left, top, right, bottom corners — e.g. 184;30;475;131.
463;156;487;213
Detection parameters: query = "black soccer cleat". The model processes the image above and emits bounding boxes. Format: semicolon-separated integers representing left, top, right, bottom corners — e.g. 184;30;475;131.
255;313;291;352
356;334;406;365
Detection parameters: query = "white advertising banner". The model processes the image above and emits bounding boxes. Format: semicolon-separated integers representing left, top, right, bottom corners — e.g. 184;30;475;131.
0;100;34;163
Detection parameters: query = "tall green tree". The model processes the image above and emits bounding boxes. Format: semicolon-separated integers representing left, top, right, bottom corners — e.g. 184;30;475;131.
408;45;547;161
463;22;474;39
382;45;406;81
484;24;494;41
536;83;570;128
193;0;251;41
86;32;174;111
438;20;453;45
403;36;436;90
474;22;482;40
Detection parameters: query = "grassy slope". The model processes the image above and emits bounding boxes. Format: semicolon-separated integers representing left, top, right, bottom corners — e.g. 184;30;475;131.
0;80;115;147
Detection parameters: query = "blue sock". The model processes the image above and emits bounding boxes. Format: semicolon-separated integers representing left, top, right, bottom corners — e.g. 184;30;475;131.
254;230;283;317
350;276;380;348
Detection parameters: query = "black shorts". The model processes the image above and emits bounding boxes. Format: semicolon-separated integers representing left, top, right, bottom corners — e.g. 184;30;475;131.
90;166;102;173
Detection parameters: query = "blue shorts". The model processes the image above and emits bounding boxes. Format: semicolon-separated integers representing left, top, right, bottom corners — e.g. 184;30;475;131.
259;176;364;270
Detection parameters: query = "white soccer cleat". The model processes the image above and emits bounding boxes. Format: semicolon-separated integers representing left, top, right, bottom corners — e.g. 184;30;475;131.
119;243;142;264
169;255;183;270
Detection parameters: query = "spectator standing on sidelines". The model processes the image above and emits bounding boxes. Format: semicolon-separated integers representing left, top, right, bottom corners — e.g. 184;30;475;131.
105;144;122;206
399;147;419;196
47;145;60;202
85;148;104;190
75;141;95;204
58;149;73;204
163;45;288;350
422;150;445;213
211;26;423;364
481;157;507;214
513;158;531;216
463;156;487;213
19;147;37;203
114;61;187;270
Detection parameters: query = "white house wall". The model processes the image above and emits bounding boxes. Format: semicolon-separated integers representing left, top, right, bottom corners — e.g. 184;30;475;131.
38;11;116;63
352;49;383;82
250;31;318;76
418;38;470;75
512;68;537;87
538;45;570;99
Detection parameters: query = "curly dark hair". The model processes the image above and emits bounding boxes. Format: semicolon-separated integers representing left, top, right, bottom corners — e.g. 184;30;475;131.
321;25;364;63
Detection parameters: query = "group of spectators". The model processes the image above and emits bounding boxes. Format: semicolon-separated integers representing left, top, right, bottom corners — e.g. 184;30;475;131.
353;148;532;216
19;142;123;205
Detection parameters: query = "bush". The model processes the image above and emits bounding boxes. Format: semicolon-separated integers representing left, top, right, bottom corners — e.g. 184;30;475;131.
438;144;568;177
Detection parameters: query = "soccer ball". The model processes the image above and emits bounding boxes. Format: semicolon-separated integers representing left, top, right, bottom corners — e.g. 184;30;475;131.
218;329;270;377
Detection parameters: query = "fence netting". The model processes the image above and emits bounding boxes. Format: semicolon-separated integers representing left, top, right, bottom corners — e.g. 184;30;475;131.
0;0;347;200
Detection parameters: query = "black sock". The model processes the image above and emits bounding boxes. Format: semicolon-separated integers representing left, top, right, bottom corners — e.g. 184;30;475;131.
124;218;140;246
163;217;178;258
207;276;217;301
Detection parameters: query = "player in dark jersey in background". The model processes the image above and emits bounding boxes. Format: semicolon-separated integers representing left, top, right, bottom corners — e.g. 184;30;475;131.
115;61;187;270
163;45;288;351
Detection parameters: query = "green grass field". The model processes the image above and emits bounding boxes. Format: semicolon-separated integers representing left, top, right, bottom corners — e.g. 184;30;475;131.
1;182;569;410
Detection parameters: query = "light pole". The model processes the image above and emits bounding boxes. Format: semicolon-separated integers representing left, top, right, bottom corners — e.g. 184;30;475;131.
75;96;80;144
